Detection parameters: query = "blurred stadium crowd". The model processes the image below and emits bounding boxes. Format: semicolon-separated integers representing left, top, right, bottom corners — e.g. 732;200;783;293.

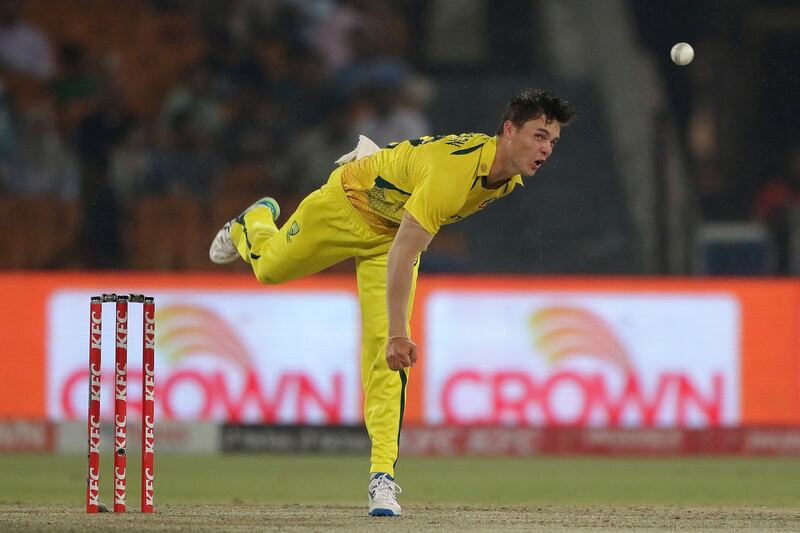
0;0;438;270
0;0;797;274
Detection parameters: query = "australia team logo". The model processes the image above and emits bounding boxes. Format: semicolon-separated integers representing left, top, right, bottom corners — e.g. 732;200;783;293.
286;221;301;243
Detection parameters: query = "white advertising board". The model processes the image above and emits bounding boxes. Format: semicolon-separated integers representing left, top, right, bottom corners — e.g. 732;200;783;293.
425;291;740;427
47;290;361;424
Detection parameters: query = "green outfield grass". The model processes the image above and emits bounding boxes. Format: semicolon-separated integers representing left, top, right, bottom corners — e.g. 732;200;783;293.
3;454;800;508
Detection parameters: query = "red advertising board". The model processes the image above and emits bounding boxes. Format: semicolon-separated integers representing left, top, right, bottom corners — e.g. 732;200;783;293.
0;273;799;426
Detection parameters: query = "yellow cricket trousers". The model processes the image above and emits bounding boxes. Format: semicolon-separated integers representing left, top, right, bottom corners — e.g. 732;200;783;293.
230;167;420;477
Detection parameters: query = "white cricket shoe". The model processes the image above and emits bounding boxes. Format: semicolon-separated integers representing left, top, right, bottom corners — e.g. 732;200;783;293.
368;473;402;517
209;221;237;264
209;197;280;264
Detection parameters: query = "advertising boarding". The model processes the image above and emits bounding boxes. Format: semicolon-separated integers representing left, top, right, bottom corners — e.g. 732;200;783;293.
424;291;741;427
47;290;362;424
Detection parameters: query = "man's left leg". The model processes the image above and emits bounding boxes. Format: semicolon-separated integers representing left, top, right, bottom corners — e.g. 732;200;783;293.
355;252;420;516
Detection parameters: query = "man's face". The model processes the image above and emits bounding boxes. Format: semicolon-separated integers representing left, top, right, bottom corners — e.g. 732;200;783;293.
502;116;561;176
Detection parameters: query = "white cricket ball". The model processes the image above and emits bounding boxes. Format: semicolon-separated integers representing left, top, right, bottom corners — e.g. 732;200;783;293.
670;42;694;66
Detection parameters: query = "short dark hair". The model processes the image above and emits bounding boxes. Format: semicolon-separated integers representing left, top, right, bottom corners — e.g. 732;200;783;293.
496;88;576;135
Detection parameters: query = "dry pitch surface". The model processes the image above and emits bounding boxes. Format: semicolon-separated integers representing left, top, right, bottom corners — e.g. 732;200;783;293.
3;504;800;532
5;455;800;531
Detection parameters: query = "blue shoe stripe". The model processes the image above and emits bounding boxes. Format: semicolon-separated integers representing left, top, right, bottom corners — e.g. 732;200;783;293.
369;508;397;517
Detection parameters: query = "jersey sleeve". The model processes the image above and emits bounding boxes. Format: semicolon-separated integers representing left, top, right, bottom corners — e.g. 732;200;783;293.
403;158;470;235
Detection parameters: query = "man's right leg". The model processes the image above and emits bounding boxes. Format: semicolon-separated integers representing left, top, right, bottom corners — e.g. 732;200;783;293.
229;185;361;284
215;166;395;284
208;197;280;266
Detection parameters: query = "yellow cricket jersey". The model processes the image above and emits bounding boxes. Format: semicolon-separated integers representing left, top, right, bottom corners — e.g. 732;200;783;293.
340;133;524;235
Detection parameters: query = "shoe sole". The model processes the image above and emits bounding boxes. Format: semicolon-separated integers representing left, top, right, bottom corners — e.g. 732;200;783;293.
209;227;239;264
369;508;399;517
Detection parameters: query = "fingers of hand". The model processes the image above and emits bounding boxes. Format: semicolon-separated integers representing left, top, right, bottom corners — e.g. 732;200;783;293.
386;349;411;371
388;353;410;370
387;357;400;371
386;351;402;371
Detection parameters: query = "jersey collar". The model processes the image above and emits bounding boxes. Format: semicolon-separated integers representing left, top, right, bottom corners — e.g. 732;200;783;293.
479;136;524;187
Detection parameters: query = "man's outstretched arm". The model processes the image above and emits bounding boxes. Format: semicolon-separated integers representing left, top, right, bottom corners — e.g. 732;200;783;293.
385;212;433;371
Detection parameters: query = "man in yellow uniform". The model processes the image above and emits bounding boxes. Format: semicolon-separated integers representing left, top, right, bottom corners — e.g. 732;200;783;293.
209;88;575;516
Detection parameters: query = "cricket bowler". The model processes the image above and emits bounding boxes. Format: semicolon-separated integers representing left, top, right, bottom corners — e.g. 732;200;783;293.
209;88;576;516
